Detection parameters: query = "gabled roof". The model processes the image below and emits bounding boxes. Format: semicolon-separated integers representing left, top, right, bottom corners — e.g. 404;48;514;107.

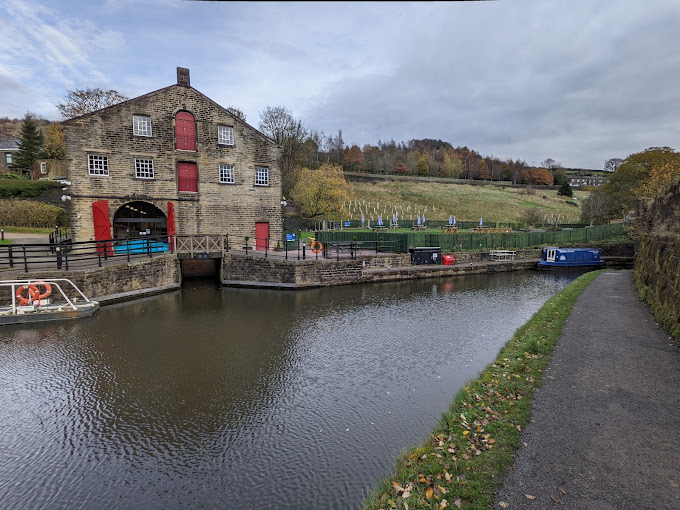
0;134;20;150
62;82;278;147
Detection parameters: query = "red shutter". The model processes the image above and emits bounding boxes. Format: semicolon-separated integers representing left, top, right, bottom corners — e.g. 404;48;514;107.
167;201;176;251
177;162;198;192
167;202;176;236
255;222;269;251
175;111;196;151
92;200;113;254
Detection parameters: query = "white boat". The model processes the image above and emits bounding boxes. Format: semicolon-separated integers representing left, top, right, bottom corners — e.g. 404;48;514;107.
0;278;100;326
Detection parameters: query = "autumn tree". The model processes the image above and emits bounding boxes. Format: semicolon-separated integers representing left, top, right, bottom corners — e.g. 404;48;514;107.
56;88;128;119
416;154;430;176
342;145;364;171
522;167;554;185
636;161;680;198
42;123;65;160
394;161;410;175
258;105;308;195
603;147;679;217
12;113;44;171
290;163;353;221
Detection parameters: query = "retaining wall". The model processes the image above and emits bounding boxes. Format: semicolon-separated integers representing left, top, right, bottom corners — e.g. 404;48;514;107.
634;235;680;339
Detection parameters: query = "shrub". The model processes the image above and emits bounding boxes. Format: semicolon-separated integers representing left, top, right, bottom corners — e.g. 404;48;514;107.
0;199;68;228
0;179;54;199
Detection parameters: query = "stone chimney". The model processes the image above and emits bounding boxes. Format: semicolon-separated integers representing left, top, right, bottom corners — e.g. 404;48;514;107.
177;67;190;87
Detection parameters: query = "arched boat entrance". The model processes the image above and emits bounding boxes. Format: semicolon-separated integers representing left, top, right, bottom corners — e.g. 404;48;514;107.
113;201;167;239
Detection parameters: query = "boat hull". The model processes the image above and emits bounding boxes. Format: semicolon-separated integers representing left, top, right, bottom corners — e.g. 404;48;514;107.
0;301;100;326
537;261;604;270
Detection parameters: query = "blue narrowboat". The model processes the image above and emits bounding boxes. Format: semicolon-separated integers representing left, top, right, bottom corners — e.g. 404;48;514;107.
538;246;604;269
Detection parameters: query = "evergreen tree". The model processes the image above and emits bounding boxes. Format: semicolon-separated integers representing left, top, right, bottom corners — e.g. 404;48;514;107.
12;113;44;171
558;180;573;197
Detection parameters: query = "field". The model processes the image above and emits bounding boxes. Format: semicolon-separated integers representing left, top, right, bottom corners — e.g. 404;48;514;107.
345;181;590;225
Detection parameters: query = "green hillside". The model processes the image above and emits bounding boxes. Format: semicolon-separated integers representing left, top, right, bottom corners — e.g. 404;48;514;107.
345;181;589;224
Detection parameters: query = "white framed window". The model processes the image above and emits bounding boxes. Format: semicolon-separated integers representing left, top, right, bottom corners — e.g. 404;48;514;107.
88;155;109;176
5;153;11;164
219;163;235;184
135;158;154;179
133;115;152;137
255;166;269;186
40;162;47;174
218;125;234;146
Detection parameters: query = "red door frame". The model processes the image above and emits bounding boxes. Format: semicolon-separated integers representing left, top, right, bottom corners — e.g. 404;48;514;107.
255;222;269;251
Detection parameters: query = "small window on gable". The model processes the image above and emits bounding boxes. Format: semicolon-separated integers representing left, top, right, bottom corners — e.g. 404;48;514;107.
218;125;234;146
255;166;269;186
135;158;154;179
219;164;234;184
88;155;109;176
40;162;47;174
133;115;152;137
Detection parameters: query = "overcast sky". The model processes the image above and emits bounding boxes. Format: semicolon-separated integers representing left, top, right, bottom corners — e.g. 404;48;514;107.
1;0;679;170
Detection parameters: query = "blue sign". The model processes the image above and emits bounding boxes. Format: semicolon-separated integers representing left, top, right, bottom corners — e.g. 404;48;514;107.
286;233;296;242
344;221;351;227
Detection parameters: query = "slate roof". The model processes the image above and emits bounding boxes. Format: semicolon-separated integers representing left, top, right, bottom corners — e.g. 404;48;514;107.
0;134;20;150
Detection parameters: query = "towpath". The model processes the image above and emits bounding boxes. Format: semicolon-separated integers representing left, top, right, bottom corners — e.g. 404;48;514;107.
494;270;680;509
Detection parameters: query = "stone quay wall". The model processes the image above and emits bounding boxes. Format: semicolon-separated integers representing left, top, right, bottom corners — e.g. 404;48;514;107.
9;255;181;304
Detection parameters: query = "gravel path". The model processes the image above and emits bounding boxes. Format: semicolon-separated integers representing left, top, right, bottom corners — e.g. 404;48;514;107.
494;270;680;509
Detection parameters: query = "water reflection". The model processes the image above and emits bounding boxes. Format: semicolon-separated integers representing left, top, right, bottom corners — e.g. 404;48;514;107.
0;271;581;509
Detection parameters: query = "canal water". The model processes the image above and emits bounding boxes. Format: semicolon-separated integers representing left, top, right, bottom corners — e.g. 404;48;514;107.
0;271;581;509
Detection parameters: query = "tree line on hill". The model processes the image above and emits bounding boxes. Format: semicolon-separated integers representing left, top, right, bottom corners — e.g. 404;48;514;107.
8;88;678;232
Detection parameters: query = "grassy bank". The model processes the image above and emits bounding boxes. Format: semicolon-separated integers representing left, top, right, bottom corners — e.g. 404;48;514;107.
348;181;589;224
363;270;604;510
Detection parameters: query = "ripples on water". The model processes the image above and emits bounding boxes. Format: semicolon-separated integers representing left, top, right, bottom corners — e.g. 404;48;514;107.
0;271;580;509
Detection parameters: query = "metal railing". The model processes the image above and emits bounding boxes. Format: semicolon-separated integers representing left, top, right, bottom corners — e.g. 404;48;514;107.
0;235;174;273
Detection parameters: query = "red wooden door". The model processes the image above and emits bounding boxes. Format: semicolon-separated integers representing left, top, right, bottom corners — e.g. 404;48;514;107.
92;200;113;254
255;222;269;251
177;162;198;192
175;111;196;151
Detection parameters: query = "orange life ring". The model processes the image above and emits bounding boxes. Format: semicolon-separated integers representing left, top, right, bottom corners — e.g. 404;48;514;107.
16;285;38;306
33;281;52;301
311;241;323;254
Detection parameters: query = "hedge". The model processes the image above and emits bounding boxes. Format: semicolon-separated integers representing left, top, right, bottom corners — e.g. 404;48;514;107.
0;199;68;228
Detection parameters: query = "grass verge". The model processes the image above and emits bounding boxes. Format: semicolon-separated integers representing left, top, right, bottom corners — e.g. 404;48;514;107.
362;269;604;510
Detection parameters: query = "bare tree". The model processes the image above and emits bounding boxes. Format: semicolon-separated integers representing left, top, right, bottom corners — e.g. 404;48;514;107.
226;106;246;122
604;158;623;172
258;105;308;195
57;88;128;119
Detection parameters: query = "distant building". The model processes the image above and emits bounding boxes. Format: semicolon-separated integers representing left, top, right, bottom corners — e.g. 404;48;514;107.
0;134;20;175
567;175;608;188
62;67;283;248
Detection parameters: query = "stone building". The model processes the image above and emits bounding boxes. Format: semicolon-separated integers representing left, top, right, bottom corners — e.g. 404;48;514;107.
0;134;20;176
62;67;282;249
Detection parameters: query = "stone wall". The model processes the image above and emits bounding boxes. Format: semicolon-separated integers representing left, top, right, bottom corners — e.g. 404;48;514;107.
222;251;541;289
634;235;680;339
10;255;181;301
62;69;282;247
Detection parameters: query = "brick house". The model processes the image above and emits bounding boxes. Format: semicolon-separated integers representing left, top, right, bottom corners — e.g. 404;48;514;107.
62;67;282;249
